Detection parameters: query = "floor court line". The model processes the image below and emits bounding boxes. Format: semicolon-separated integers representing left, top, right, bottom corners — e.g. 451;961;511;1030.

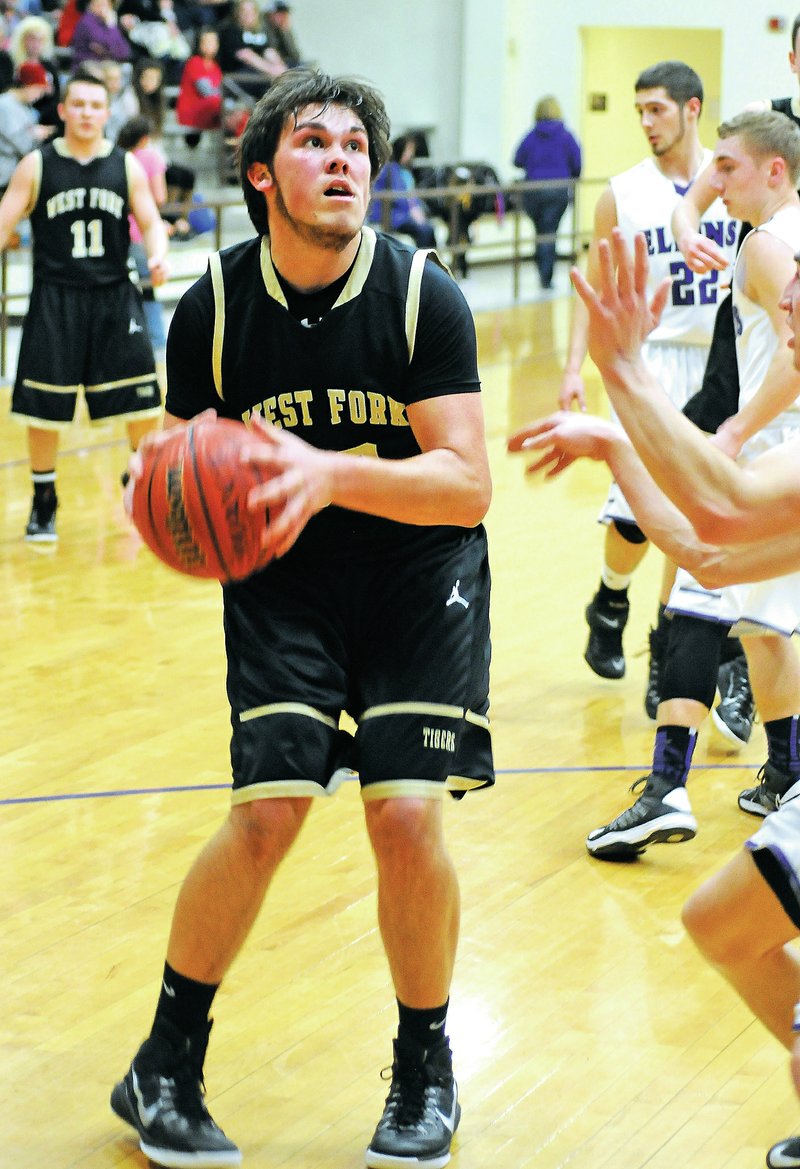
0;762;759;806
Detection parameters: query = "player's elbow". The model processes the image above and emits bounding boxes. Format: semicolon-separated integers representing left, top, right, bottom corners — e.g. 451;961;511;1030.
453;481;491;527
470;471;493;525
691;561;730;589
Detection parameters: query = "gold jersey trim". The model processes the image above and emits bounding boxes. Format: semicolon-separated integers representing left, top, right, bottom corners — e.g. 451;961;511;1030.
464;709;490;730
362;779;446;802
238;701;338;728
361;701;465;721
405;247;431;361
29;149;42;216
10;411;67;431
231;779;327;803
22;378;82;394
208;250;225;401
85;373;159;392
53;137;115;161
258;227;379;310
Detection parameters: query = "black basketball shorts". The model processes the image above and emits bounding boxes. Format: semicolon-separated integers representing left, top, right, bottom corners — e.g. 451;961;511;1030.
223;527;494;803
10;280;161;428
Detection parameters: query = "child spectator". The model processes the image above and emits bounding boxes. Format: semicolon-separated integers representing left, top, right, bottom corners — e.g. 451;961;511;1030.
132;56;196;236
368;133;436;248
102;58;138;139
116;113;168;357
175;25;221;146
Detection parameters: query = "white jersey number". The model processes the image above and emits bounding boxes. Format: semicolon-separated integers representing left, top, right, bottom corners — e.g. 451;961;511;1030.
70;219;105;260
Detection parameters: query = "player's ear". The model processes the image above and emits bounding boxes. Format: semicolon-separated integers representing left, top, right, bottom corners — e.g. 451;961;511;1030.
247;162;273;192
769;155;787;184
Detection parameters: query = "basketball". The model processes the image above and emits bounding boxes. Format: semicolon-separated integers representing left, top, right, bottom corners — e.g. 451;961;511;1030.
130;416;272;583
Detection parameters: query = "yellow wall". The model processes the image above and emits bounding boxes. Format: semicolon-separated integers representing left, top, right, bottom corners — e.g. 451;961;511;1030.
577;26;723;239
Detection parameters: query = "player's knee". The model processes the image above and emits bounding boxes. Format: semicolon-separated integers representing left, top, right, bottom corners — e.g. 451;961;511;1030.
365;796;442;860
682;884;754;966
229;796;310;870
613;519;648;545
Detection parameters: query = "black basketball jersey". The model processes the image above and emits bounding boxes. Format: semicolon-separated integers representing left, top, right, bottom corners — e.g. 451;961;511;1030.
28;140;132;287
166;228;482;553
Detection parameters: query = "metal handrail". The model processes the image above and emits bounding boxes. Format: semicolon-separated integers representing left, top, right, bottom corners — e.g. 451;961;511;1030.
0;176;607;379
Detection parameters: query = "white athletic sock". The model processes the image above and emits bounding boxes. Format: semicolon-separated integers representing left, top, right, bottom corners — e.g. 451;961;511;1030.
601;565;632;592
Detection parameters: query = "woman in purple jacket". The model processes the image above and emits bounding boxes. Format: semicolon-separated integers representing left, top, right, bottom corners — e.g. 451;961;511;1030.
70;0;132;67
513;95;581;289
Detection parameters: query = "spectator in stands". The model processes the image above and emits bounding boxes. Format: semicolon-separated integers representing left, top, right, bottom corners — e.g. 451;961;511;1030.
102;57;138;138
132;55;196;236
56;0;83;49
184;0;231;32
0;59;55;191
9;15;61;128
70;0;132;66
217;0;285;99
116;113;169;359
175;25;220;146
513;94;581;290
368;133;436;248
119;0;190;85
265;1;302;69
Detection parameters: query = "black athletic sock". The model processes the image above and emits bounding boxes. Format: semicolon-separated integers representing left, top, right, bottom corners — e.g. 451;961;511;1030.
597;580;628;606
32;470;57;514
397;997;449;1053
765;716;800;777
652;725;698;788
152;961;219;1040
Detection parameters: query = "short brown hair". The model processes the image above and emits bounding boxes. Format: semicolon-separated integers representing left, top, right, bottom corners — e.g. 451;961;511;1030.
238;69;391;236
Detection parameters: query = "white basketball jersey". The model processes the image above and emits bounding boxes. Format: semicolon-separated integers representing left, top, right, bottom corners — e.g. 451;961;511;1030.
611;152;738;345
733;204;800;451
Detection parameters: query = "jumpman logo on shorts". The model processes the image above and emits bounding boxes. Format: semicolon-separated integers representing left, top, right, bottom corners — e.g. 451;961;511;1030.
446;580;469;610
129;318;144;335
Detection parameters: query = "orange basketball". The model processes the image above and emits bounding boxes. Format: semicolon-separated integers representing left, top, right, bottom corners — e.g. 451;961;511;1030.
130;417;272;583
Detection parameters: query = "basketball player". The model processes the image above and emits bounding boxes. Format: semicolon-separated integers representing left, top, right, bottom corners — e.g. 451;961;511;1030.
111;70;493;1169
560;60;742;724
669;11;800;438
510;220;800;1169
515;112;800;861
0;68;168;544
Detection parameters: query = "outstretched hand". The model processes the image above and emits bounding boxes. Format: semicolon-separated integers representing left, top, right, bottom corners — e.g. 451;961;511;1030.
507;411;622;479
571;229;671;376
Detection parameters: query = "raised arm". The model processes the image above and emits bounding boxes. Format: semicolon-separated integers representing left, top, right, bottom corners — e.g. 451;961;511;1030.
571;228;800;543
508;410;800;585
671;160;731;273
558;184;617;411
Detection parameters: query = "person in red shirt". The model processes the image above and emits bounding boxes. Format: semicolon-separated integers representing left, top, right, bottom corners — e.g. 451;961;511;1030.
176;26;221;146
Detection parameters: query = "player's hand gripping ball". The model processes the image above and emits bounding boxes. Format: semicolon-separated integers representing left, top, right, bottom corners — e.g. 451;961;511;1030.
130;416;272;583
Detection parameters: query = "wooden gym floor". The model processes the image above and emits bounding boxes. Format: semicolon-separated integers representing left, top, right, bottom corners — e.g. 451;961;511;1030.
0;282;793;1169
